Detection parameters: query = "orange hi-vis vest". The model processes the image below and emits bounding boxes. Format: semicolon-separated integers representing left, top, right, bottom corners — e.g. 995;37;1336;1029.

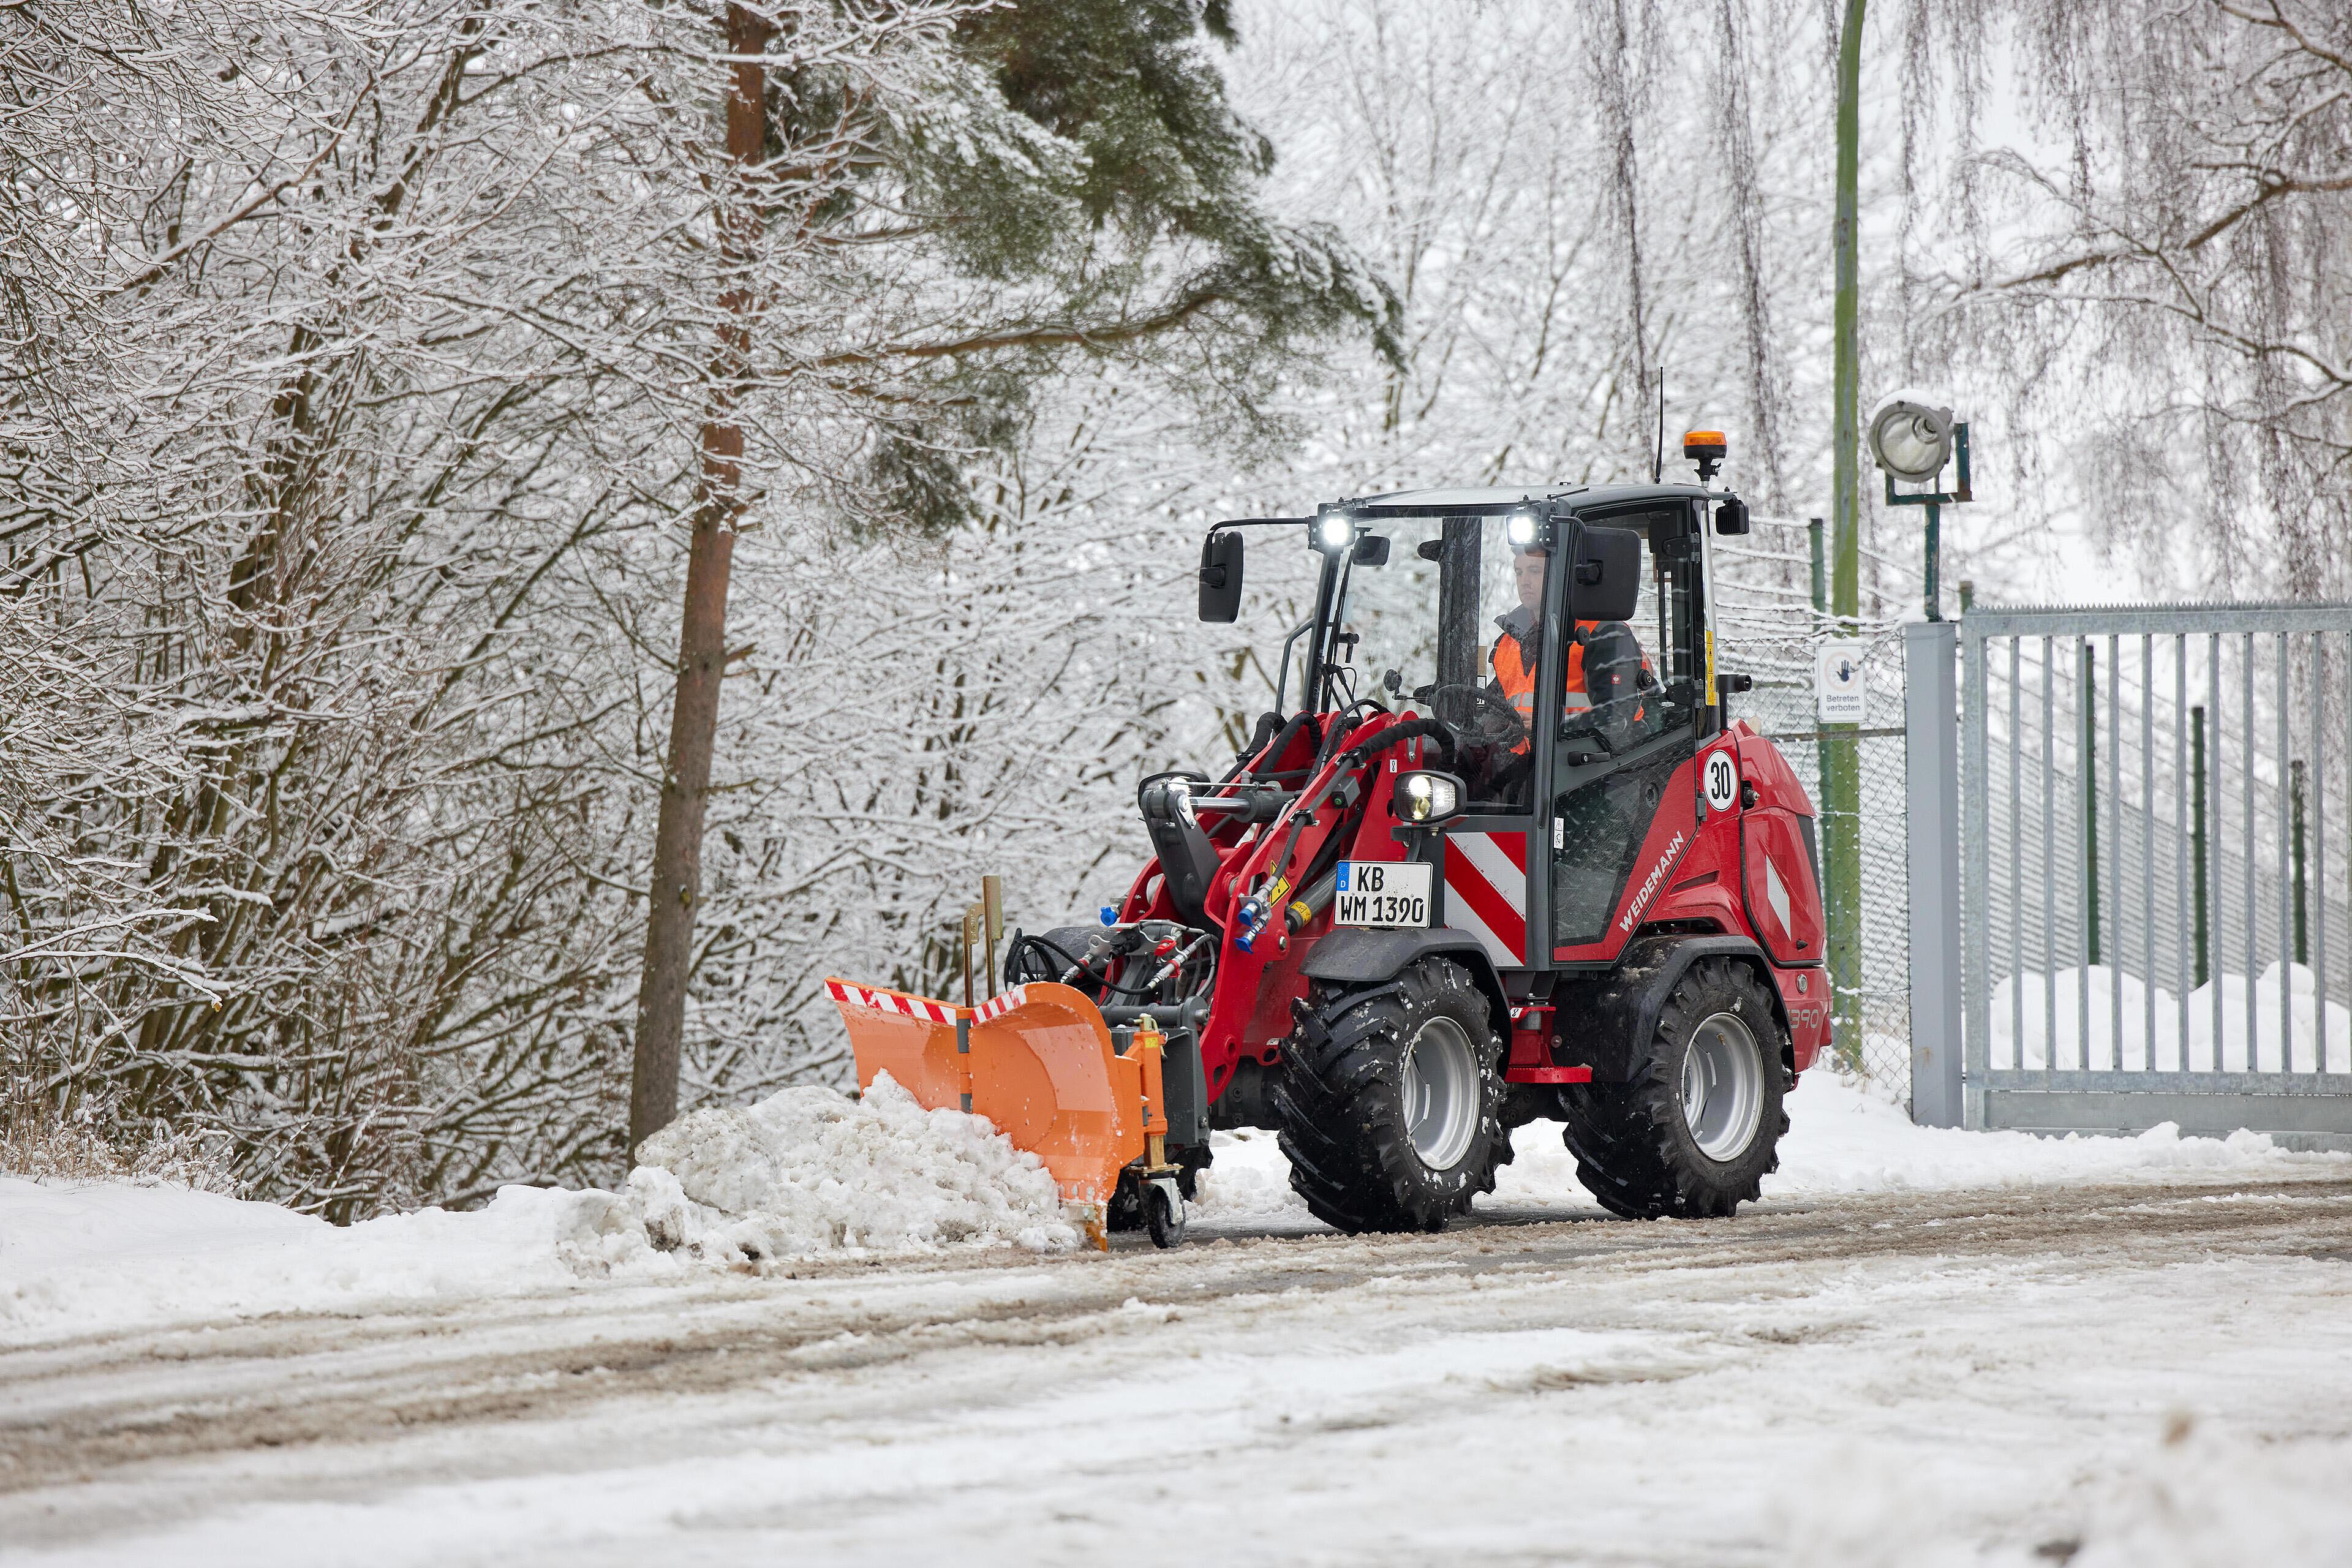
1494;626;1540;725
1494;621;1632;714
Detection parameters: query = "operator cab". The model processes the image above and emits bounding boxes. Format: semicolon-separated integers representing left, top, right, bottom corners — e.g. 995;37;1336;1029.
1199;480;1754;971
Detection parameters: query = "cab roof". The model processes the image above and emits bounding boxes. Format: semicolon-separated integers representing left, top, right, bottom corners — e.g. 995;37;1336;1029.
1341;482;1725;514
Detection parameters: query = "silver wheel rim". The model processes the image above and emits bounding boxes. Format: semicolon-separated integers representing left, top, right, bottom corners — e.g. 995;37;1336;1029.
1403;1016;1480;1170
1680;1011;1765;1162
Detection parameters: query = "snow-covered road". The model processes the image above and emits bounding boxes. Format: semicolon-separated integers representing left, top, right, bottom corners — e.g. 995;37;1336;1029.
7;1167;2352;1567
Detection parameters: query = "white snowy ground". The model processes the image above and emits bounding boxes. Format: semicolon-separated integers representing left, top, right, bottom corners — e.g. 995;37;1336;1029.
4;1076;2351;1567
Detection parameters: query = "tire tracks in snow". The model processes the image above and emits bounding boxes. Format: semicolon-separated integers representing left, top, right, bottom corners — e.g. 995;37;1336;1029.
3;1174;2348;1495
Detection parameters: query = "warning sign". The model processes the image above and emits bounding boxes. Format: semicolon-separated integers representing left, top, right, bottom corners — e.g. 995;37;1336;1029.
1815;639;1868;723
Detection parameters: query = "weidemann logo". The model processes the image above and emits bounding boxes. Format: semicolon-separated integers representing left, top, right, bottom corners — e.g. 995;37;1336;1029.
1618;831;1687;933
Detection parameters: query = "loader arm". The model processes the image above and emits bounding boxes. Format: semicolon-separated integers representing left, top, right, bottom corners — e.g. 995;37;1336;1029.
1115;710;1456;1105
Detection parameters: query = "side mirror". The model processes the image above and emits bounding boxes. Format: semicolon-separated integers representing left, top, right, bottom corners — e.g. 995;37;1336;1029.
1567;525;1641;621
1714;496;1751;535
1199;531;1245;622
1352;533;1390;567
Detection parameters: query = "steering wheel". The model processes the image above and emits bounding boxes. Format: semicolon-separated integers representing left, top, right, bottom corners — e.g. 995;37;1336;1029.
1427;682;1526;748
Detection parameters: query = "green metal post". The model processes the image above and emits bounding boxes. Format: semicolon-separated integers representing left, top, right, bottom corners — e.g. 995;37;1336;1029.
1805;517;1840;1055
2293;758;2309;966
2192;706;2208;989
1825;0;1867;1071
1923;500;1942;622
2082;641;2100;966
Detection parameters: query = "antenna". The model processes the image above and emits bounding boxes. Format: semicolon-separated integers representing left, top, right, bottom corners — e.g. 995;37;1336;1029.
1653;372;1665;484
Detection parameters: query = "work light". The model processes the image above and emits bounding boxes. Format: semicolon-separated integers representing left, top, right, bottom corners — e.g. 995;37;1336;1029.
1314;512;1355;552
1866;396;1956;483
1392;770;1463;824
1506;508;1542;548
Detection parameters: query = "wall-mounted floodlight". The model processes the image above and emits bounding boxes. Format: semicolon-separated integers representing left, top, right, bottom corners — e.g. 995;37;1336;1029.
1866;395;1956;483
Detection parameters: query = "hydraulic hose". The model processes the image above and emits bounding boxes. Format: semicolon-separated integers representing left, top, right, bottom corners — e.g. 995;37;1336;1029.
1284;864;1341;933
1336;715;1455;771
1223;709;1299;786
1239;717;1450;950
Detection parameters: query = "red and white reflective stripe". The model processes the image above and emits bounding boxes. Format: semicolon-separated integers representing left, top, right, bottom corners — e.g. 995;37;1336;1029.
971;986;1028;1025
824;979;960;1023
1444;830;1529;968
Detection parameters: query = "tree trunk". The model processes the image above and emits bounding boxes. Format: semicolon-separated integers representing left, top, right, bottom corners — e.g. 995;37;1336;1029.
629;2;772;1155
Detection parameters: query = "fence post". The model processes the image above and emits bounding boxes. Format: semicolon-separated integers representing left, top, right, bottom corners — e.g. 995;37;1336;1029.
2082;641;2101;966
2293;758;2309;965
1907;619;1964;1125
2192;706;2209;987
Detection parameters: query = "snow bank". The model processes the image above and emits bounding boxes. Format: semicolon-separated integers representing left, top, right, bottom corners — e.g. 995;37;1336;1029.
1990;961;2352;1072
1189;1071;2345;1224
0;1074;1075;1344
1754;1071;2335;1194
0;1178;608;1344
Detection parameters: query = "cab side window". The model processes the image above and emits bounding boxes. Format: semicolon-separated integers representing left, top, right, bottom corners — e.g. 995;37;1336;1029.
1557;507;1698;752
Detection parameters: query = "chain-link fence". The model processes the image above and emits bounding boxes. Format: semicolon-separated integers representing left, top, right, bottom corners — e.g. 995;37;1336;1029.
1716;516;1921;1099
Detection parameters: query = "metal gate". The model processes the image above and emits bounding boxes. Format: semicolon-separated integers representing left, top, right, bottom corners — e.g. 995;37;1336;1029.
1957;604;2352;1150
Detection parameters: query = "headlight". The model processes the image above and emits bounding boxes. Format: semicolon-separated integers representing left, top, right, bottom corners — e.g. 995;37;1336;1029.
1314;512;1355;552
1392;770;1463;824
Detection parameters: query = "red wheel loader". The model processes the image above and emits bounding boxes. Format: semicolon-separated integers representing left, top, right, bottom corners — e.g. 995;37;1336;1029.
829;439;1830;1245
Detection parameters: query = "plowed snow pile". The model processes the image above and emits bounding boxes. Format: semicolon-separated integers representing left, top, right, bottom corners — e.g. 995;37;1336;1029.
572;1072;1078;1267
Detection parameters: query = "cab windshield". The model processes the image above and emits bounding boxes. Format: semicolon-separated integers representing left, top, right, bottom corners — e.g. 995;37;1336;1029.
1322;513;1539;812
1309;510;1676;813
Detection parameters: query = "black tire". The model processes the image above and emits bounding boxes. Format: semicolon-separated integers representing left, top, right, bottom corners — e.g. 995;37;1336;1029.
1109;1151;1207;1231
1272;957;1506;1234
1558;958;1789;1220
1106;1169;1146;1232
1145;1183;1186;1248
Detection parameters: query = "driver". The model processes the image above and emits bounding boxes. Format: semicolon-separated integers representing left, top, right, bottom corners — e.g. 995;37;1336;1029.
1491;545;1653;737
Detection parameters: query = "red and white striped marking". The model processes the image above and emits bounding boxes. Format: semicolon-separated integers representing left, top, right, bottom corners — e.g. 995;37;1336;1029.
1444;829;1529;968
826;979;960;1023
971;986;1028;1025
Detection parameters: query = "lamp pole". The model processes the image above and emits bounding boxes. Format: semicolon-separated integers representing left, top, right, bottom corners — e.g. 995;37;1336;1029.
1882;421;1972;620
1825;0;1867;1069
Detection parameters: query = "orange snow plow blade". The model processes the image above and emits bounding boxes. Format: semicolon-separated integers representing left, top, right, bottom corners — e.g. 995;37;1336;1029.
824;979;1146;1215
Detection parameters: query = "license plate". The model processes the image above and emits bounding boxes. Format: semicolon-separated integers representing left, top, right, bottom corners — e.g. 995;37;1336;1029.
1333;861;1432;928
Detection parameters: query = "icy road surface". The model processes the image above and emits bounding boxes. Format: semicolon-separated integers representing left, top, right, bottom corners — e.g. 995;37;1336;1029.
6;1161;2352;1564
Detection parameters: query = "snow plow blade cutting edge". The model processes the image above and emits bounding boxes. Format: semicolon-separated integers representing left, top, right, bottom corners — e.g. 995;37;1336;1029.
823;979;1148;1235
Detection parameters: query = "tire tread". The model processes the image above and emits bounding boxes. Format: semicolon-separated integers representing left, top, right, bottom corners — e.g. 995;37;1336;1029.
1271;959;1505;1234
1558;958;1789;1220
